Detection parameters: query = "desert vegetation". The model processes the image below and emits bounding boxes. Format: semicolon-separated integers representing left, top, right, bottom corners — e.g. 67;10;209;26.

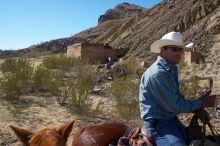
0;55;209;119
0;58;33;100
107;58;142;120
178;60;209;99
0;54;99;116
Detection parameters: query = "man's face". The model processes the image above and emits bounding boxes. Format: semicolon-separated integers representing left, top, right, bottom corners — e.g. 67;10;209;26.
160;45;184;65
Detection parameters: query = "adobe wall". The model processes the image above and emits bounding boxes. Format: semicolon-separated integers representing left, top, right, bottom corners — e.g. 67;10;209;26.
66;43;81;58
81;44;118;63
184;51;204;65
184;52;192;65
67;43;128;63
191;51;203;63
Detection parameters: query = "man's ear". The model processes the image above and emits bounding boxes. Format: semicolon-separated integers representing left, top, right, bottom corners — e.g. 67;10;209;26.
58;119;75;142
10;125;33;146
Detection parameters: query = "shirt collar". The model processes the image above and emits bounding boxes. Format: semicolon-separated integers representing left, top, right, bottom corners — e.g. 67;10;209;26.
156;56;177;71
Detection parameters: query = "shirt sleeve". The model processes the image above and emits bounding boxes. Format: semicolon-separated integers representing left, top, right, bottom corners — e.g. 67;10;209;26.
149;72;202;113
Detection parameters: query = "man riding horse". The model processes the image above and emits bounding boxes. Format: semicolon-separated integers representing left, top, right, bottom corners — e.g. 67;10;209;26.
139;31;216;146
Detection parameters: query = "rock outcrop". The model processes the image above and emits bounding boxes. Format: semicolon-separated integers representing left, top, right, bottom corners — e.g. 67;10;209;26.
98;2;145;24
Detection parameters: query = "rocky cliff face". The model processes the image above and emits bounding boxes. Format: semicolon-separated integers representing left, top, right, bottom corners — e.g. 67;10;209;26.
74;0;220;63
98;2;145;24
95;0;220;59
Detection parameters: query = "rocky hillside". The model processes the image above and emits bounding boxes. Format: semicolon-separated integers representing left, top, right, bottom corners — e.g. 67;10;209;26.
94;0;220;59
74;2;146;41
0;37;88;57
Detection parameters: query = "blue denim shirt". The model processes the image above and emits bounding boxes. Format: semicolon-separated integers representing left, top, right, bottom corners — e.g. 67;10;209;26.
139;56;202;120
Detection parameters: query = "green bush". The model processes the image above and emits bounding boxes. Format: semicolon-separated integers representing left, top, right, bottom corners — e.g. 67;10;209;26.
0;58;17;73
31;54;79;95
33;56;92;96
110;58;143;79
179;60;206;99
179;75;204;99
0;58;33;100
24;51;51;58
42;54;77;72
32;65;63;95
107;75;140;120
66;67;99;115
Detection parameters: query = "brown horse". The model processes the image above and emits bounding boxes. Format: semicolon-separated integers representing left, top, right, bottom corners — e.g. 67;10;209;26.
10;119;220;146
10;120;128;146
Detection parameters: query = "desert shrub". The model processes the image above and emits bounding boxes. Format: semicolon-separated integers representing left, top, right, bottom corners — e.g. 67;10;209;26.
33;55;92;96
65;66;99;115
42;54;78;72
24;51;51;58
107;75;140;120
110;57;144;79
32;65;63;95
178;59;187;72
179;75;205;99
0;58;33;100
179;60;206;99
0;58;17;73
31;54;78;95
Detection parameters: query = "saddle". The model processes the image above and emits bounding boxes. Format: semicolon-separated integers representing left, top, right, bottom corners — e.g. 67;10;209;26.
117;126;155;146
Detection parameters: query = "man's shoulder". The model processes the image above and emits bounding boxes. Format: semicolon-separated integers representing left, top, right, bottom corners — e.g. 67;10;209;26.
142;63;167;80
146;62;167;74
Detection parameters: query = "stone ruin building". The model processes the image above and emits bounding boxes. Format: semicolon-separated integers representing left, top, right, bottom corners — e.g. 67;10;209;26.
184;47;204;65
67;43;128;63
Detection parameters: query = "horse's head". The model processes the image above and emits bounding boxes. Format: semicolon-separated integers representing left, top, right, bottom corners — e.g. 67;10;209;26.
10;120;75;146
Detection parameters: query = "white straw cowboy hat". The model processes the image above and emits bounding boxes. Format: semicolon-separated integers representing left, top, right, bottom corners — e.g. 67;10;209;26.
150;31;186;53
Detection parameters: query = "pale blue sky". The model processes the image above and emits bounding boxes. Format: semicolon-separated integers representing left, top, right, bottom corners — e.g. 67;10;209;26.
0;0;161;50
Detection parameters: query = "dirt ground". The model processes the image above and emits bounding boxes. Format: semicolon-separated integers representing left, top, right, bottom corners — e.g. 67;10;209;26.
0;95;73;146
0;94;118;146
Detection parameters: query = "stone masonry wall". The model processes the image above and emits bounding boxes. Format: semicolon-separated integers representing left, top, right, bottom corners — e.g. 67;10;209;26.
67;43;128;63
67;43;81;58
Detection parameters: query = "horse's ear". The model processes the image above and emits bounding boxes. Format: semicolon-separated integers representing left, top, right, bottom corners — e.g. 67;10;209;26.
10;125;33;146
58;120;75;142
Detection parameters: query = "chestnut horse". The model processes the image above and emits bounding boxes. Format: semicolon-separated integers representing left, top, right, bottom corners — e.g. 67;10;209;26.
11;119;220;146
10;120;128;146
